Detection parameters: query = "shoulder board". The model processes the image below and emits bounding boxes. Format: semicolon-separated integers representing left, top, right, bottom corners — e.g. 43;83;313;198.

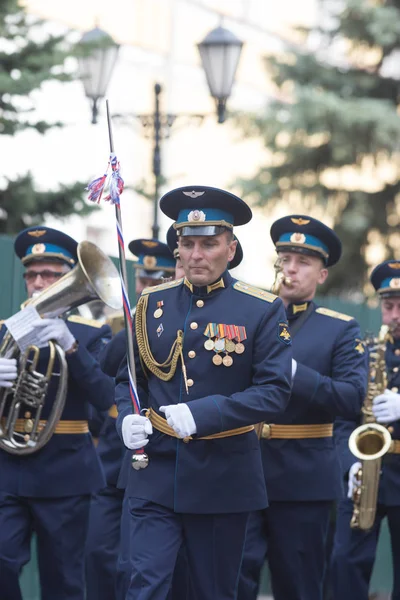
142;278;183;295
233;281;277;303
315;307;354;322
67;315;104;328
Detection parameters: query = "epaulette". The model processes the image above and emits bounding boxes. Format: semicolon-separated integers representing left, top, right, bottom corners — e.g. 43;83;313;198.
67;314;104;328
315;307;354;322
141;278;183;295
233;281;277;303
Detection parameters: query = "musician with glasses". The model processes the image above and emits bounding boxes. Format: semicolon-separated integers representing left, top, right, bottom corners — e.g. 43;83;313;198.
0;226;114;600
331;260;400;600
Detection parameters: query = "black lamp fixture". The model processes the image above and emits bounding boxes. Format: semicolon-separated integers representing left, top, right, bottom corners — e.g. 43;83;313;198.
77;27;119;124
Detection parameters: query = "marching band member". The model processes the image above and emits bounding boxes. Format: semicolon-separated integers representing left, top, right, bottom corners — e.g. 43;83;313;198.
0;226;113;600
331;260;400;600
115;185;293;600
238;215;368;600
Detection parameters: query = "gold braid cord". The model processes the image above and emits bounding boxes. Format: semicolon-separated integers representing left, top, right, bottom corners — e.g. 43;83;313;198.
135;294;184;381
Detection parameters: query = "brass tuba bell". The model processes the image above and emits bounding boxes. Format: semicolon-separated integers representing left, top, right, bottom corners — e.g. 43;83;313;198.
0;241;122;455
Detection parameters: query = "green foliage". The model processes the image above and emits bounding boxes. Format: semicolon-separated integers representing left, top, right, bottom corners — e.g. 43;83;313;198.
0;0;95;234
234;0;400;295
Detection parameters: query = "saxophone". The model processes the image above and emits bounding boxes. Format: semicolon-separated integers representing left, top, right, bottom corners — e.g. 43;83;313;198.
348;325;393;530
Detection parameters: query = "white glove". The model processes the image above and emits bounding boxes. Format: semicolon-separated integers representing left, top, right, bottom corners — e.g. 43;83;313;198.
159;404;197;439
292;359;297;378
372;389;400;424
0;358;17;388
347;461;362;499
33;318;76;352
122;414;153;450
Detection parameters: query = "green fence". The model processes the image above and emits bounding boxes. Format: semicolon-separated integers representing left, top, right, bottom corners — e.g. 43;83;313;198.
0;233;392;597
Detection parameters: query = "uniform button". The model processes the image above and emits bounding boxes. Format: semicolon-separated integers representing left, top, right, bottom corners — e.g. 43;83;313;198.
196;300;204;308
187;379;194;387
394;367;399;373
190;322;198;330
388;426;395;434
392;387;399;393
188;351;196;359
396;349;400;356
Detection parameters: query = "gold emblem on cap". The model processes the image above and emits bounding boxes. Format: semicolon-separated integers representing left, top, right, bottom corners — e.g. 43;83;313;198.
142;241;159;248
31;243;46;254
188;210;206;222
290;232;306;244
388;262;400;269
183;191;205;198
143;255;157;269
28;230;46;237
290;218;310;226
390;278;400;288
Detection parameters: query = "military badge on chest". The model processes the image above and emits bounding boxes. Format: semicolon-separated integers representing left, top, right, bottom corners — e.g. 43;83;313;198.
203;323;247;367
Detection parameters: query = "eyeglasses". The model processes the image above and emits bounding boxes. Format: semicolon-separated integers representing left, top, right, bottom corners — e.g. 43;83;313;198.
23;270;65;283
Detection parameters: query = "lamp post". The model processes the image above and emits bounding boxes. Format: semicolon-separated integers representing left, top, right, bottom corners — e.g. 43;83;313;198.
79;24;243;238
77;27;119;124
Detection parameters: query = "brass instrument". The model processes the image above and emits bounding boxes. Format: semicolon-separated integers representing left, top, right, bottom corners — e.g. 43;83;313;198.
348;325;393;530
271;258;292;295
0;241;122;455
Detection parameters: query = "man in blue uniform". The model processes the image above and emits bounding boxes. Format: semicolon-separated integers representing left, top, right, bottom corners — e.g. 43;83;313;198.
115;185;293;600
331;260;400;600
85;238;176;600
238;215;368;600
0;226;114;600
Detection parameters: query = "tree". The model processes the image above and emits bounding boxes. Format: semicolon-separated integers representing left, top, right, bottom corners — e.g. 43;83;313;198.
235;0;400;296
0;0;95;234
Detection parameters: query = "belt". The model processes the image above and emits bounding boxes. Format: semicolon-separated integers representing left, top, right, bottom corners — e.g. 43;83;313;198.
388;440;400;454
261;423;333;439
147;407;254;443
6;418;89;435
108;405;118;418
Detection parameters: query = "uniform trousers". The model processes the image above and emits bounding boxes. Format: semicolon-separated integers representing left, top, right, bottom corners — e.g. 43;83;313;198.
126;496;249;600
331;498;400;600
0;491;90;600
238;500;332;600
85;484;124;600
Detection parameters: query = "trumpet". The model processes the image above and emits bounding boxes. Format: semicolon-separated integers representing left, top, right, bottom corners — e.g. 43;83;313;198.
271;258;292;295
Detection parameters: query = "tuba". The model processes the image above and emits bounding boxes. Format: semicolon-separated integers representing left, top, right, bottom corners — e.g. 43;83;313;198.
348;325;393;530
0;241;122;455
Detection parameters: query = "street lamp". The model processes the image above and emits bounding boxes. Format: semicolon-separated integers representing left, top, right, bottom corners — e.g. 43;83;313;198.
79;24;244;238
77;27;119;124
197;25;244;124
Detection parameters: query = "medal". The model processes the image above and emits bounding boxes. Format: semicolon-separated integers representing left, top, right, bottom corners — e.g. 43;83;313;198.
204;339;215;351
214;338;225;351
154;308;163;318
225;339;235;353
235;342;245;354
222;355;233;367
212;354;223;366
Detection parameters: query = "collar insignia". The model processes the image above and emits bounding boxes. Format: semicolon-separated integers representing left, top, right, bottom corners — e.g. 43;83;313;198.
293;302;308;315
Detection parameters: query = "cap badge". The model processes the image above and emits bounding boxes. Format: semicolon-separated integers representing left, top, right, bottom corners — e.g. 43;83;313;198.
291;218;310;226
389;278;400;289
188;210;206;222
31;243;46;254
143;255;157;269
183;191;205;198
28;230;46;237
290;232;306;244
388;262;400;269
142;241;159;248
